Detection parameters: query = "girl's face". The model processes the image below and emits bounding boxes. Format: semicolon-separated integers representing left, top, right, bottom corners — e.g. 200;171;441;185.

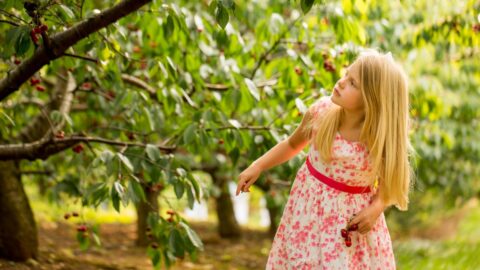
331;64;364;111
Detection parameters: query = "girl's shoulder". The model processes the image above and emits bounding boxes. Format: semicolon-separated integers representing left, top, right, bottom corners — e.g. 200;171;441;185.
309;95;333;118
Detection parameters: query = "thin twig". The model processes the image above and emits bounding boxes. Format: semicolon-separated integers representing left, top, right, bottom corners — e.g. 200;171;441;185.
249;17;301;79
64;52;99;64
0;19;19;26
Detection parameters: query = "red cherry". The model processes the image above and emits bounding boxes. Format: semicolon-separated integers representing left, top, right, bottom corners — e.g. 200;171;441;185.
473;24;480;33
73;144;84;153
14;59;21;65
348;224;358;231
64;213;71;220
30;30;39;44
35;85;45;92
76;225;87;232
39;24;48;32
321;17;329;26
106;90;116;100
323;61;336;73
294;66;302;75
341;229;348;238
126;132;135;141
81;82;92;90
133;46;141;53
55;131;65;139
30;78;40;85
345;238;352;247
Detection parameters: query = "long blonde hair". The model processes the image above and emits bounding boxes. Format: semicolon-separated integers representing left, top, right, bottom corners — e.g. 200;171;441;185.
310;50;415;211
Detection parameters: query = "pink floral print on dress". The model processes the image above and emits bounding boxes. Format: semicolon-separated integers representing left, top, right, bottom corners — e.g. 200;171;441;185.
266;96;396;270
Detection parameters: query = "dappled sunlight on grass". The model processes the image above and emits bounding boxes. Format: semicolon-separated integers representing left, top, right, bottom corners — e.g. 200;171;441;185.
395;201;480;269
25;182;136;224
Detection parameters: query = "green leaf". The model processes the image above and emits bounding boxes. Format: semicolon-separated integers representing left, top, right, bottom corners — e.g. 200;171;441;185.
183;123;196;145
174;180;185;199
187;173;201;201
168;228;185;258
219;0;235;9
244;78;260;101
146;144;161;162
148;247;162;266
215;4;229;29
114;181;125;196
301;0;315;14
214;29;229;48
117;153;134;172
111;186;121;212
92;231;102;246
179;221;204;251
76;231;90;250
59;4;75;19
143;107;155;131
129;179;146;202
186;185;194;209
163;15;175;38
5;27;21;56
15;27;31;57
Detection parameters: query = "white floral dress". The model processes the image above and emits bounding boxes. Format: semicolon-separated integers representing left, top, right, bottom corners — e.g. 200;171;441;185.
266;96;396;270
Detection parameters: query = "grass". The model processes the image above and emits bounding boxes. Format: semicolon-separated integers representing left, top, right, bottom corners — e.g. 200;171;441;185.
394;201;480;269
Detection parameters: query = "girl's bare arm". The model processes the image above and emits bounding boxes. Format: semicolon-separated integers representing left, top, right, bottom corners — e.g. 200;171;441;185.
235;108;315;195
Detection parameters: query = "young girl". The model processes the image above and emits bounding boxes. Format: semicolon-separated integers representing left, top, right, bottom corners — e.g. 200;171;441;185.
236;50;414;269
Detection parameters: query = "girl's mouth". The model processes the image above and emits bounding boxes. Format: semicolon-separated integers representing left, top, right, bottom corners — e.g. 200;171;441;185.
334;87;340;96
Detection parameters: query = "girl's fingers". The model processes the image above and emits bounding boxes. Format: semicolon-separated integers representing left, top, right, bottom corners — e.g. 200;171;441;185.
242;180;252;193
236;180;245;195
236;177;250;195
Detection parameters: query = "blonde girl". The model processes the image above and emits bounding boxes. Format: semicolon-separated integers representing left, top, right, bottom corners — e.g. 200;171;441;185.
236;50;414;269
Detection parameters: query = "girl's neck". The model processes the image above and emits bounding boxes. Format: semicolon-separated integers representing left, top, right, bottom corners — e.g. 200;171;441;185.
340;109;365;130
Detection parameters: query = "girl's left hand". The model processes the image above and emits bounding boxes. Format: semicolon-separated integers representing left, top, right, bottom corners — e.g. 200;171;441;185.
347;202;384;234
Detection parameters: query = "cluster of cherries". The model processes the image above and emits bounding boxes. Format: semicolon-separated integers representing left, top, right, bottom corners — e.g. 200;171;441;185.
340;223;358;247
30;24;48;45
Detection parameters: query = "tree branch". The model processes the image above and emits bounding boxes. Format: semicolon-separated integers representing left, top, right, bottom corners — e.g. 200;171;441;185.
0;0;152;102
20;170;53;175
0;134;175;161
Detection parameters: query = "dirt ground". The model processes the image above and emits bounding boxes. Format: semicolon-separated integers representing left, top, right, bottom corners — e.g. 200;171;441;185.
0;221;271;270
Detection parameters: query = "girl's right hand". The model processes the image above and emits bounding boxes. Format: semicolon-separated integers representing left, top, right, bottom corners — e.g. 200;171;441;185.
235;163;263;196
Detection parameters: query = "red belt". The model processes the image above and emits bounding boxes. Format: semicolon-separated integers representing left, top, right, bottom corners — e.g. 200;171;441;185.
305;157;371;194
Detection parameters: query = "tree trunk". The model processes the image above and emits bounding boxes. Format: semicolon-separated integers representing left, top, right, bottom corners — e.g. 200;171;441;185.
211;174;241;238
267;204;280;238
0;161;38;260
135;186;159;246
